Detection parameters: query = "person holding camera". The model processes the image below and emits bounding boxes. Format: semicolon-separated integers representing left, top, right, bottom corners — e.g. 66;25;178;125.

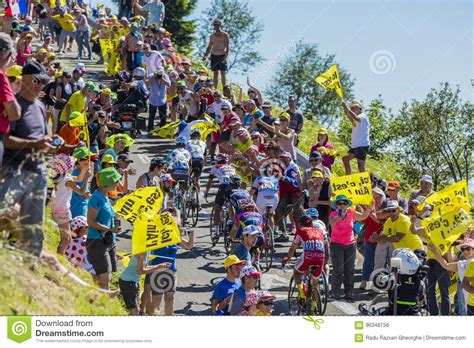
86;167;123;290
145;66;170;132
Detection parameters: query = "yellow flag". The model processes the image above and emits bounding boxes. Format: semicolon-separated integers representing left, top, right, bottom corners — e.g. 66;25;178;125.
149;121;182;138
132;212;182;255
69;112;87;127
418;180;470;217
329;172;373;205
422;206;472;255
315;64;344;99
190;115;221;140
115;187;164;223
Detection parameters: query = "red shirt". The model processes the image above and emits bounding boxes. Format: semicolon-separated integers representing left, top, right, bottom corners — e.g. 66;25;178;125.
363;215;384;244
293;227;325;258
0;71;16;134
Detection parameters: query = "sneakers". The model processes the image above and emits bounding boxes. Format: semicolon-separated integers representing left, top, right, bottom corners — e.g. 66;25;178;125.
275;235;290;243
345;292;355;302
359;281;367;290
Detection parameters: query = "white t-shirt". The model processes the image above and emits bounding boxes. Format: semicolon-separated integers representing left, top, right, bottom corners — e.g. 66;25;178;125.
52;174;73;210
142;50;165;77
207;99;232;124
457;259;471;306
351;112;370;148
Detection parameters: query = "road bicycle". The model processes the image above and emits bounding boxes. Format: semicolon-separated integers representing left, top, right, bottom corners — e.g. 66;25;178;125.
174;180;188;226
284;260;328;316
259;205;275;273
209;202;233;254
186;169;200;227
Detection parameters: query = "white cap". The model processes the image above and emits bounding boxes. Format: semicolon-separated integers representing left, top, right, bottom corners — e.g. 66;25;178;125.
243;225;262;235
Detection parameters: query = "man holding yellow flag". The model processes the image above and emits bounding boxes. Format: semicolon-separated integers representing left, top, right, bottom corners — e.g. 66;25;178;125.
341;100;371;175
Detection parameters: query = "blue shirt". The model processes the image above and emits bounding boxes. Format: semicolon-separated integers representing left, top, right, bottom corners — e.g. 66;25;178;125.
243;109;264;128
229;286;247;315
87;190;116;241
232;244;252;266
143;2;165;25
149;74;169;106
211;278;241;315
150;244;178;271
70;168;90;218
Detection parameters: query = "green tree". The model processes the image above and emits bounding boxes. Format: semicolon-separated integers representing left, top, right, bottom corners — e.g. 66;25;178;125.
265;41;355;126
337;96;393;160
390;83;474;190
195;0;264;73
162;0;197;53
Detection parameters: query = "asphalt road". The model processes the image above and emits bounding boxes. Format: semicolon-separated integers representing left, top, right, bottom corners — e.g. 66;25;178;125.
56;48;374;316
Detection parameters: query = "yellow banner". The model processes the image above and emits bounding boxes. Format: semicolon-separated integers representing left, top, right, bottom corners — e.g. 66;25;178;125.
115;187;164;223
50;0;67;7
132;212;182;255
191;115;221;140
315;64;344;99
418;180;470;216
329;172;373;205
422;207;472;255
149;121;181;139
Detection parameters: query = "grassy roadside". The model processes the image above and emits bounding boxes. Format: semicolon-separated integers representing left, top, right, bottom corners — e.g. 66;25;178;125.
0;207;126;315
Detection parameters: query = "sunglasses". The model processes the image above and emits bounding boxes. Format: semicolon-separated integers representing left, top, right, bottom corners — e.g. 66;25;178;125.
386;209;398;213
32;76;48;85
279;118;288;122
261;301;274;306
177;87;185;91
309;158;321;162
336;202;348;206
461;246;472;252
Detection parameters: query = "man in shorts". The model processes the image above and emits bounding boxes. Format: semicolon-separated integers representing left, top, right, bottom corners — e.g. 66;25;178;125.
341;100;370;174
202;19;229;89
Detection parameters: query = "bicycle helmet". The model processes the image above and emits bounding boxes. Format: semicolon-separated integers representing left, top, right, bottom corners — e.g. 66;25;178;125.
229;174;242;185
392;248;420;275
190;128;201;137
299;214;313;227
175;136;187;146
215;153;229;163
132;67;146;78
306;208;319;219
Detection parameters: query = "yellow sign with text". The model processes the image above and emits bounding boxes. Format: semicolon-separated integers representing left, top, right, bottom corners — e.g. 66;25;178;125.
418;180;470;216
315;64;344;99
150;121;181;139
115;187;164;223
422;207;472;255
330;172;373;205
132;212;181;255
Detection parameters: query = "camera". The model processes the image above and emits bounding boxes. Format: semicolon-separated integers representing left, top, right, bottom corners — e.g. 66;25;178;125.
156;73;163;79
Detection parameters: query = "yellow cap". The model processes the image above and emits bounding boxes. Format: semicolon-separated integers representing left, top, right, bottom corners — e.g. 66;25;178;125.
55;71;63;78
25;34;33;39
110;15;117;20
101;88;112;95
279;112;291;121
311;171;324;179
224;255;246;269
6;65;23;79
47;52;56;58
38;48;48;54
101;154;117;164
318;128;328;135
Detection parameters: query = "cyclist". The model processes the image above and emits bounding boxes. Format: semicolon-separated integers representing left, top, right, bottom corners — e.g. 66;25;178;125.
306;207;330;283
212;174;251;237
283;214;327;306
186;129;206;193
229;199;263;240
250;171;279;232
165;136;192;190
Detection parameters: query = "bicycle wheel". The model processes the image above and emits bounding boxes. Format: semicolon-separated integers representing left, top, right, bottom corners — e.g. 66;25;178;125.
261;226;274;273
319;270;329;315
306;286;322;316
288;275;303;316
179;191;187;226
223;224;232;255
187;185;199;227
209;207;219;246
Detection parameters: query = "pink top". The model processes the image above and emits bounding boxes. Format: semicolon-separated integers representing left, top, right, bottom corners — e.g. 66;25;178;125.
310;142;335;169
16;44;31;66
329;208;356;245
